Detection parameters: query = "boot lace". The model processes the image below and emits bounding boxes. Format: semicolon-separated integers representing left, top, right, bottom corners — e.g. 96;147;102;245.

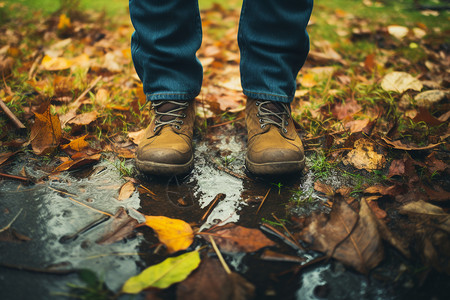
152;100;188;132
256;100;290;134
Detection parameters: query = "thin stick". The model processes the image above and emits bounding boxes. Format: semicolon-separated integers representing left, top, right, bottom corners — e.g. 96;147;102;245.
272;213;302;249
28;53;43;80
73;76;102;103
0;208;23;233
0;172;29;182
48;186;77;197
209;235;231;274
256;188;271;214
68;197;114;217
0;98;26;129
210;116;244;128
138;184;156;196
201;193;225;222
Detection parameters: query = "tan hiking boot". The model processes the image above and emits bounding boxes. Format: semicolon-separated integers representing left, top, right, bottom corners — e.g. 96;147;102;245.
135;100;195;175
245;98;305;175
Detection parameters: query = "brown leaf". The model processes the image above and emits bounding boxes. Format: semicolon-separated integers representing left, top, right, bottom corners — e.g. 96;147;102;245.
298;199;384;273
387;159;406;177
176;258;255;300
205;223;276;253
68;111;98;126
96;207;139;244
118;181;136;201
365;196;387;219
381;136;441;151
128;129;145;145
314;181;335;197
0;151;17;166
399;200;450;233
30;104;62;155
331;99;362;120
412;107;444;127
53;153;101;173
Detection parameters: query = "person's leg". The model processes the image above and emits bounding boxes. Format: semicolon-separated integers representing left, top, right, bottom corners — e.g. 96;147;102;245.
238;0;313;175
129;0;202;175
129;0;203;101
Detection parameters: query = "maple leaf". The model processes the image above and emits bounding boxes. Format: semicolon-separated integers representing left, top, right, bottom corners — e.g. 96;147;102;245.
30;104;62;155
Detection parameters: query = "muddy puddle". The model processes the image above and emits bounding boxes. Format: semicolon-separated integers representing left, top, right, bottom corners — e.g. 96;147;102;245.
0;125;447;299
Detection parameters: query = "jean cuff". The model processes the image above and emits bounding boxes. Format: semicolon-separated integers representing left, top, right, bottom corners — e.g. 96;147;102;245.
146;91;199;101
243;89;293;103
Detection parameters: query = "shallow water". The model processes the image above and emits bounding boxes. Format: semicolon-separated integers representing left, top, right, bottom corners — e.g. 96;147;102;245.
0;126;447;299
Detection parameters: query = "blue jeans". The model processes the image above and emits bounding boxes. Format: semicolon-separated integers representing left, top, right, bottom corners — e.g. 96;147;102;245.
129;0;313;103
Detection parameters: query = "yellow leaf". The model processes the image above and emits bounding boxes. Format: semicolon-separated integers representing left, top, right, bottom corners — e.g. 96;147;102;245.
299;73;317;88
61;134;89;152
143;216;194;253
41;55;72;71
58;14;71;30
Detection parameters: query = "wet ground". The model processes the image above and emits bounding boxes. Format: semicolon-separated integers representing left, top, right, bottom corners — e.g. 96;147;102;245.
0;125;448;299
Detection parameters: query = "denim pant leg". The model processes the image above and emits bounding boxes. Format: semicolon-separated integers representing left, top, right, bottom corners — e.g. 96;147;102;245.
129;0;203;101
238;0;314;103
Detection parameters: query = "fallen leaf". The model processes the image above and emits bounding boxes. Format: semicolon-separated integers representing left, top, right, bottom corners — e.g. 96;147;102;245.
298;199;384;273
381;71;423;93
128;129;145;145
143;216;194;253
176;257;255;300
53;153;101;173
61;134;89;152
387;25;409;39
365;196;387;219
30;104;62;155
205;223;276;253
399;200;450;233
122;251;200;293
344;138;385;171
299;73;317;88
118;181;135;201
68;111;98;126
40;55;72;71
412;107;444;127
415;90;448;108
96;207;139;244
0;151;17;166
387;159;406;177
381;136;441;151
331;98;362;120
314;181;335;197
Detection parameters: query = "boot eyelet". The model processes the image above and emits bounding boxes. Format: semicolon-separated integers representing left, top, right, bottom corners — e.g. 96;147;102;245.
255;101;260;106
285;121;289;126
261;124;266;129
259;119;263;123
179;120;184;125
256;113;260;117
181;113;186;118
175;125;181;130
283;128;288;133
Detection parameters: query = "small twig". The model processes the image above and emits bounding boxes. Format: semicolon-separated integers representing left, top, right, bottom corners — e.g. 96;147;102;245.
0;208;23;233
73;76;102;104
138;184;156;196
0;262;78;275
210;116;244;128
271;213;302;249
201;193;225;222
0;172;30;182
47;186;77;197
256;188;271;215
209;236;231;274
0;98;26;129
28;53;43;80
260;223;302;251
68;197;114;217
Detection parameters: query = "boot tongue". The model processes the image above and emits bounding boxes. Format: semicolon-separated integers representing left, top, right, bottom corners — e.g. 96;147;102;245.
262;102;288;123
154;101;182;122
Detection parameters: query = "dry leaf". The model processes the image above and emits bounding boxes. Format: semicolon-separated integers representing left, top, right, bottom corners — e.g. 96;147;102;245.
381;71;423;93
143;215;194;253
41;55;72;71
68;111;98;126
30;105;62;155
298;199;384;273
381;136;441;151
61;134;89;152
387;25;409;39
96;207;139;244
128;129;145;145
205;223;276;253
53;153;101;173
344;138;385;171
118;181;135;201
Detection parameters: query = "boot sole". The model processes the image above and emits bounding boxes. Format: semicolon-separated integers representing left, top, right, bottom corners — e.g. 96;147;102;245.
245;156;306;176
135;155;194;176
